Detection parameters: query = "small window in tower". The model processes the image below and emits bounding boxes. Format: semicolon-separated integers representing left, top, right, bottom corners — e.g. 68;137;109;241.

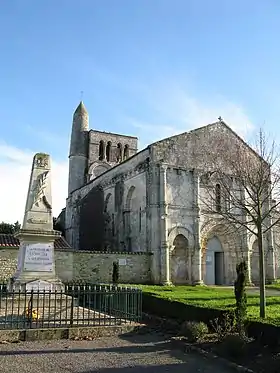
123;144;129;160
106;141;111;162
99;140;105;160
116;143;122;163
215;183;222;212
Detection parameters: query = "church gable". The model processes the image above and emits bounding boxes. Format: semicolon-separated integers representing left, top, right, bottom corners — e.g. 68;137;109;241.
151;121;256;170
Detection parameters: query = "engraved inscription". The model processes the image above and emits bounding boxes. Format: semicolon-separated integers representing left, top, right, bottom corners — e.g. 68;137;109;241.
27;218;48;224
24;243;53;272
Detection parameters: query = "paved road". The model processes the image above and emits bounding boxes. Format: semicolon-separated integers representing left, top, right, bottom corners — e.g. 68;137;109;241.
0;333;236;373
219;286;280;297
247;287;280;296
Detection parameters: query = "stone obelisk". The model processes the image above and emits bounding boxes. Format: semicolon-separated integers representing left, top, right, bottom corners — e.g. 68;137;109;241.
9;153;64;292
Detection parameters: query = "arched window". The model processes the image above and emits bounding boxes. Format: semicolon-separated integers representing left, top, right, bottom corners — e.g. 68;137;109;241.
123;144;129;160
106;141;111;162
215;183;221;212
116;143;122;162
99;140;105;160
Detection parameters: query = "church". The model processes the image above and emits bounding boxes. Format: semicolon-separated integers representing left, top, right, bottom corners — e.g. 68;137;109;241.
62;101;278;286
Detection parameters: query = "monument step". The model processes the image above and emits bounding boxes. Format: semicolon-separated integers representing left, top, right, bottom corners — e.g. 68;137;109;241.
0;294;74;312
0;294;77;322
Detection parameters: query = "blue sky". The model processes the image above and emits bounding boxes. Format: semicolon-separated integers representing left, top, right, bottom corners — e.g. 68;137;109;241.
1;0;280;222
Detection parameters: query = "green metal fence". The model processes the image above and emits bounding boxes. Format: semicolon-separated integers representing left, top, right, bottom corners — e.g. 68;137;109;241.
0;283;142;330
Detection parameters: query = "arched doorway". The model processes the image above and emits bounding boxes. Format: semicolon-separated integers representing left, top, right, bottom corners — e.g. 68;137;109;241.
170;234;189;284
205;236;224;285
250;240;259;285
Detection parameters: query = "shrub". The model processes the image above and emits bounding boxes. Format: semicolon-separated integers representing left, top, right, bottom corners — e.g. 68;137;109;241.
180;321;209;342
210;313;236;341
234;261;247;336
219;333;251;358
112;261;120;284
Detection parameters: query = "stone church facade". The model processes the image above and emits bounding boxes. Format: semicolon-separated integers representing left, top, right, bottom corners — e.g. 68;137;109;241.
63;102;278;285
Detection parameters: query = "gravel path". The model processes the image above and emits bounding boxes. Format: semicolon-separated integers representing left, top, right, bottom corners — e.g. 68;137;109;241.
0;333;236;373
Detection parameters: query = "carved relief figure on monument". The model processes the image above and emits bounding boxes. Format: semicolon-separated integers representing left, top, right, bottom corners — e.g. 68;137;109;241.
35;154;49;168
32;171;52;209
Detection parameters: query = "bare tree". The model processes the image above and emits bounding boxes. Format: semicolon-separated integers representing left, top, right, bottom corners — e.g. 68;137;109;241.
200;126;280;318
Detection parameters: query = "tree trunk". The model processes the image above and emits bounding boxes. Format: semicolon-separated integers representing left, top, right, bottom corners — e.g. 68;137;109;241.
257;227;266;318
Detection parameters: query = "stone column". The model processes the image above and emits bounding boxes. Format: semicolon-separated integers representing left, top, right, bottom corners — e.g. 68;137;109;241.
264;193;276;283
147;164;161;284
244;249;252;285
265;230;276;283
192;170;203;284
243;228;252;285
159;164;171;285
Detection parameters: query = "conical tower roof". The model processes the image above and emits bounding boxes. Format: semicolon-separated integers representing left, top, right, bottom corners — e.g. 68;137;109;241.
74;101;88;115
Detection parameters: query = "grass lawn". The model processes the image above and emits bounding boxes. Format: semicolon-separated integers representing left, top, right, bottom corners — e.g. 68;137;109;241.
134;285;280;325
266;281;280;291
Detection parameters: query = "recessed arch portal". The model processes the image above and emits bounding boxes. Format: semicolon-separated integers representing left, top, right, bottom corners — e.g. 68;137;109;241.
204;236;224;285
200;221;244;285
170;234;189;284
168;226;194;284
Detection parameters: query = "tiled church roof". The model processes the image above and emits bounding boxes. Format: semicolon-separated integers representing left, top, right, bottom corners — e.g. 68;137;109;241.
0;234;71;250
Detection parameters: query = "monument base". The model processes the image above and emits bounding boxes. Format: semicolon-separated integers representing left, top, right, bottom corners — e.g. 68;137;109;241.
9;228;64;293
8;277;65;293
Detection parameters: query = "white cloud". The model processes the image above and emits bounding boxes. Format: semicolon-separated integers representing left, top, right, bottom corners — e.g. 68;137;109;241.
0;143;68;224
127;118;184;149
129;83;255;146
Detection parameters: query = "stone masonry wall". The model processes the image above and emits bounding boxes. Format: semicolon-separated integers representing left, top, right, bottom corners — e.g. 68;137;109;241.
0;248;18;281
72;251;151;283
0;248;152;284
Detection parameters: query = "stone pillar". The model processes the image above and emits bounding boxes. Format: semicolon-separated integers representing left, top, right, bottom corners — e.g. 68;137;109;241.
192;170;203;284
147;164;161;284
244;249;252;285
264;194;276;283
243;229;252;285
159;164;171;285
265;230;276;283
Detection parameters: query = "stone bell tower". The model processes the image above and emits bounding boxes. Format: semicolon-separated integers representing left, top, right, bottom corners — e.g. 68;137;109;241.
68;101;89;196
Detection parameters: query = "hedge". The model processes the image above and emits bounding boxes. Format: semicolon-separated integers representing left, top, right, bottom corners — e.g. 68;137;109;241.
142;293;280;345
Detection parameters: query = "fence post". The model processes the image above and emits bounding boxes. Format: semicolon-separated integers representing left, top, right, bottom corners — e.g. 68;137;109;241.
29;290;34;329
70;295;74;326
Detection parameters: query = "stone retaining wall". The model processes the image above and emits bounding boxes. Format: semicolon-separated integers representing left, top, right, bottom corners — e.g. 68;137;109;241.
0;248;152;284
